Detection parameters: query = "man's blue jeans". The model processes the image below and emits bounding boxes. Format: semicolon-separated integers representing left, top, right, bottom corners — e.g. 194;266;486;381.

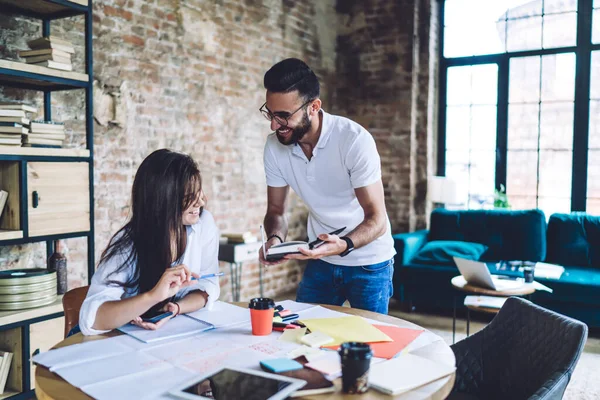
296;258;394;314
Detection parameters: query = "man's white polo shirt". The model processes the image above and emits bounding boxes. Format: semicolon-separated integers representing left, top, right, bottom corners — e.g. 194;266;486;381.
263;110;396;266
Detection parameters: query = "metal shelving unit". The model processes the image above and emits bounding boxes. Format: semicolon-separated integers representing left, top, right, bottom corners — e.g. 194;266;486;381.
0;1;94;398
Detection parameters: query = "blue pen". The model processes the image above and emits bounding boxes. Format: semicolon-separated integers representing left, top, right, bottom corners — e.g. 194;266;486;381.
191;272;225;281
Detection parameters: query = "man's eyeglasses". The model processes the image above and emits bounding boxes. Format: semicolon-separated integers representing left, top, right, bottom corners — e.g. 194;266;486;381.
259;99;313;127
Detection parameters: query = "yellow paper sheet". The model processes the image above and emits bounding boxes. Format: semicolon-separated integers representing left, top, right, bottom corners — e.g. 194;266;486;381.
278;327;307;344
300;316;393;347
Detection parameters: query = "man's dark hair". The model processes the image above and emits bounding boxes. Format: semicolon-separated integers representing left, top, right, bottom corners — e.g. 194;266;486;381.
263;58;320;101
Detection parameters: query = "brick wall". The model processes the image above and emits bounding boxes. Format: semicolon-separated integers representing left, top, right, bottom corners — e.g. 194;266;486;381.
334;0;438;233
0;0;437;301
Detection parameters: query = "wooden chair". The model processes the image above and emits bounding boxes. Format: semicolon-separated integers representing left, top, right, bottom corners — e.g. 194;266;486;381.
62;286;89;338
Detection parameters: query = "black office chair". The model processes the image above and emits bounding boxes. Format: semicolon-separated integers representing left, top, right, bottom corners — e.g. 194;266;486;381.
449;297;587;400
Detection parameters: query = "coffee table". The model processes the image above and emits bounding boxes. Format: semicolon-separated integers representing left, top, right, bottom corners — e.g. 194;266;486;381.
450;275;535;343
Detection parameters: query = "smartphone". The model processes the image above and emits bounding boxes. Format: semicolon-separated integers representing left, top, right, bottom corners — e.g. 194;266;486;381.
140;309;173;324
308;227;346;249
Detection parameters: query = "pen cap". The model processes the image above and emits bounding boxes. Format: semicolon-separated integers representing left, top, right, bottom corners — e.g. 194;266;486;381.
248;297;275;310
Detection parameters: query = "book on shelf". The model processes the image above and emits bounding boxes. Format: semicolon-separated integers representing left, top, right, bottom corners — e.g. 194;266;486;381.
0;103;37;113
0;117;30;125
22;144;62;149
30;120;65;130
24;132;66;141
0;126;28;135
0;138;21;146
23;137;63;146
31;60;73;71
26;38;75;54
0;350;13;394
0;110;26;118
221;231;258;244
0;190;8;222
27;35;73;48
25;54;72;65
19;48;72;58
0;133;21;138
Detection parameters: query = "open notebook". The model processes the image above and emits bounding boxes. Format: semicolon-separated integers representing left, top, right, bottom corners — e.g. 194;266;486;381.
118;301;250;343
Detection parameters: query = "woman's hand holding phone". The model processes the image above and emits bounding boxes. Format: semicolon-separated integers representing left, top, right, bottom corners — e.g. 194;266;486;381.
133;265;199;331
131;302;179;330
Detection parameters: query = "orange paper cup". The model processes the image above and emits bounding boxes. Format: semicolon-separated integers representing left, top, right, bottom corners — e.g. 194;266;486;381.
249;298;275;336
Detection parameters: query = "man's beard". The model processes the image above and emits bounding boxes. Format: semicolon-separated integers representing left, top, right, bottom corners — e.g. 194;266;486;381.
276;112;311;145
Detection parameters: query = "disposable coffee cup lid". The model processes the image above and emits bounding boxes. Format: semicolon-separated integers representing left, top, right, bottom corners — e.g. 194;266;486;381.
248;297;275;310
339;342;373;360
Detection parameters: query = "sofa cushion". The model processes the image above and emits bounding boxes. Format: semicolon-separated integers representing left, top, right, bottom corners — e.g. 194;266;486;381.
546;213;600;268
412;241;488;265
429;209;547;262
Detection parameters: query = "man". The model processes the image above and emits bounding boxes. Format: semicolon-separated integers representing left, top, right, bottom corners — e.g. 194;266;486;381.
258;58;396;314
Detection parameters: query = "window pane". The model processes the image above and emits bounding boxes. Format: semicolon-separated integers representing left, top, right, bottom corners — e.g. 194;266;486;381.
508;104;539;150
541;53;575;102
507;16;542;52
446;106;470;150
539;102;574;150
509;195;537;210
446;150;470;194
443;0;513;57
447;67;472;105
587;150;600;199
543;13;577;48
507;150;538;196
591;52;600;100
594;9;600;44
537;197;571;215
586;199;600;216
507;1;542;18
538;150;572;198
509;56;541;104
471;106;497;150
544;0;577;14
590;101;600;149
471;65;498;105
469;151;496;198
447;65;498;106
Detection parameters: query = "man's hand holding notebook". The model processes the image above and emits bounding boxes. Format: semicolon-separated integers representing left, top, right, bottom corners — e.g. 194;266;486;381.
260;225;346;261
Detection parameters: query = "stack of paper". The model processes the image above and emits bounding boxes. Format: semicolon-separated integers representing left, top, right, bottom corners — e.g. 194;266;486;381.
369;353;455;395
299;316;392;347
464;295;507;309
535;262;565;279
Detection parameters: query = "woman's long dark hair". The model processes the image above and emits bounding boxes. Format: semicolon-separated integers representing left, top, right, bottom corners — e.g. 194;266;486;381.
100;149;202;295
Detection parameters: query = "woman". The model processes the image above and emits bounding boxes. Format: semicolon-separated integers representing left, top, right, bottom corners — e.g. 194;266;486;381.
79;149;220;335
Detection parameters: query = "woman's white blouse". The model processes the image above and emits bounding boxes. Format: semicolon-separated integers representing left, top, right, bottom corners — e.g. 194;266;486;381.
79;210;220;336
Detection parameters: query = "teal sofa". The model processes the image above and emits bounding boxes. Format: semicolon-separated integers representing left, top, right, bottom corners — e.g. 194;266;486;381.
392;209;600;328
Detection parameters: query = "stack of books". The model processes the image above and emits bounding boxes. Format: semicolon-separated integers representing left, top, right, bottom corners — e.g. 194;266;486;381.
24;121;66;148
0;350;13;394
221;232;258;244
0;103;36;147
19;36;75;71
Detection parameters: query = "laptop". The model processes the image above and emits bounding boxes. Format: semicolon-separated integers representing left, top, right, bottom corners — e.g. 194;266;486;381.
453;257;525;291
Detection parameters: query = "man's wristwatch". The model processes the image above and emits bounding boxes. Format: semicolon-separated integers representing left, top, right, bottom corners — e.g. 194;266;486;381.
339;236;355;257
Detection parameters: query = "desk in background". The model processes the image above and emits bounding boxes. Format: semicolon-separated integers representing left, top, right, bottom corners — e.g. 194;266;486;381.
218;241;262;301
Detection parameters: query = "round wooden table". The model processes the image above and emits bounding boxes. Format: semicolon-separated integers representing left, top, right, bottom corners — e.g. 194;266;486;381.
35;304;456;400
451;275;535;340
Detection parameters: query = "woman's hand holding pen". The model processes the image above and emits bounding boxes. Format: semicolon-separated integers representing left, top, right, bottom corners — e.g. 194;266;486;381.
286;234;346;260
149;264;199;303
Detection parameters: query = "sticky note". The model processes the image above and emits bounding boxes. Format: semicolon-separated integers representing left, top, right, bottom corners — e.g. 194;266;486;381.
278;327;307;344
